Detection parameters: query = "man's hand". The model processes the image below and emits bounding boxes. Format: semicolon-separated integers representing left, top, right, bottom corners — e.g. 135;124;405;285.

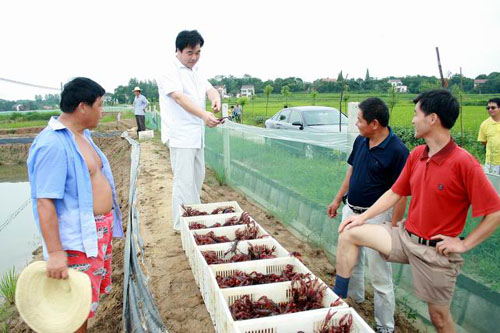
338;214;366;233
432;235;468;256
46;250;68;279
211;99;221;113
327;199;342;218
202;111;220;128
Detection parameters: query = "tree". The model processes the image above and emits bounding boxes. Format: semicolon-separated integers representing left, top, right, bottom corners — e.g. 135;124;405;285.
365;69;370;81
311;89;318;106
281;85;291;106
264;85;273;116
387;85;399;125
237;96;249;122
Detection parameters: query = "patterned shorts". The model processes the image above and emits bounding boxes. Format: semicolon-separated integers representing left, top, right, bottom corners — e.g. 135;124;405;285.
67;212;113;318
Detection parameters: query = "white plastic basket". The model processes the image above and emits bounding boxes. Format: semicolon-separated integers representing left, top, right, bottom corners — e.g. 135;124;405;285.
216;281;347;333
195;238;290;316
187;222;269;285
180;213;265;285
179;201;243;220
204;257;312;324
234;307;374;333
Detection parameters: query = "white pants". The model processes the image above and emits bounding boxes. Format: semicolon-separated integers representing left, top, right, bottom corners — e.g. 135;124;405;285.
484;163;500;175
170;147;205;230
342;204;395;330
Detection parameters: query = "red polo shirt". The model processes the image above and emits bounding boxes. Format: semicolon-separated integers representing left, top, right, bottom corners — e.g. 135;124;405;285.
392;139;500;239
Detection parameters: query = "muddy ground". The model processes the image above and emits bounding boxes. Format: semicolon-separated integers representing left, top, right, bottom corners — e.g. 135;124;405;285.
2;121;420;332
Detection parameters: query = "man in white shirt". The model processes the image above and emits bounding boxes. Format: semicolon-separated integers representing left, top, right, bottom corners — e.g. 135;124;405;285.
133;86;149;136
157;30;221;233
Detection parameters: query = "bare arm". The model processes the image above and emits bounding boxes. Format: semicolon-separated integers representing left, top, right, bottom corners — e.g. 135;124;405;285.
433;210;500;256
169;91;219;127
391;196;407;226
37;198;68;279
327;166;352;218
339;189;401;232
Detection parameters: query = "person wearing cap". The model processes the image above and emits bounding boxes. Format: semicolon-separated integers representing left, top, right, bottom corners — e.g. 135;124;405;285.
133;86;149;136
327;97;408;333
27;77;124;332
333;90;500;332
156;30;221;234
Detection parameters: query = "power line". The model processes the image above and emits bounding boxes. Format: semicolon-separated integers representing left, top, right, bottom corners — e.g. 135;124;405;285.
0;77;60;91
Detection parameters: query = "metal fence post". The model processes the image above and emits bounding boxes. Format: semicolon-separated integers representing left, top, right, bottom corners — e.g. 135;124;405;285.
347;102;360;158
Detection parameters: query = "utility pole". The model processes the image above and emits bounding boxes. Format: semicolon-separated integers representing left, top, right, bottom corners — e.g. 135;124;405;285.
436;47;446;88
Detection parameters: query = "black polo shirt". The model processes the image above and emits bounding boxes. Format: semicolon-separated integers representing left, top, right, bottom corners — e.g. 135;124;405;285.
347;127;409;208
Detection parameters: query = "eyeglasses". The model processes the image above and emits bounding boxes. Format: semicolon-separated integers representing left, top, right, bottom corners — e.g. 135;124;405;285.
486;106;498;110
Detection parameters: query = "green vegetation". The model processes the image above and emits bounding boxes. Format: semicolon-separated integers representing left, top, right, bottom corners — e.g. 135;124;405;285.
0;268;17;305
0;110;135;129
216;92;493;162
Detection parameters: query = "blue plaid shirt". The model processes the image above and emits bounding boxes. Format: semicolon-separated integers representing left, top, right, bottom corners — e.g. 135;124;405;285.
27;117;123;259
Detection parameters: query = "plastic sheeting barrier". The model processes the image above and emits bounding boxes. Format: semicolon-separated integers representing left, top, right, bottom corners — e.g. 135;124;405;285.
121;132;167;333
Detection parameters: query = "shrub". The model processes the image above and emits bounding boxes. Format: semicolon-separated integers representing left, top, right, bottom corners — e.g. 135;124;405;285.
254;116;269;125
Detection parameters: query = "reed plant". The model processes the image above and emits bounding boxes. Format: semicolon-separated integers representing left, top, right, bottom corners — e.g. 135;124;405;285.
0;268;17;305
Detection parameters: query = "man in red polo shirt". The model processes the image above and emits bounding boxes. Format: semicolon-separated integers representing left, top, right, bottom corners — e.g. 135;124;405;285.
332;89;500;333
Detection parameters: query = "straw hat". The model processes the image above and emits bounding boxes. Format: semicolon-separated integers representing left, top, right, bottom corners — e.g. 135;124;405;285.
15;261;92;333
133;86;141;92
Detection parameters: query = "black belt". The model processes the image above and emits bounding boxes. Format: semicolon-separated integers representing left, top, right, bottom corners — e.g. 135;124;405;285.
348;205;368;215
343;195;368;214
406;230;438;247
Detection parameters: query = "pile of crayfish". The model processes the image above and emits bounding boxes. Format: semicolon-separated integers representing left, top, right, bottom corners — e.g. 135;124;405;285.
229;276;328;320
182;204;236;217
312;309;354;333
202;243;277;265
189;212;252;230
194;222;266;245
194;231;231;245
216;264;308;288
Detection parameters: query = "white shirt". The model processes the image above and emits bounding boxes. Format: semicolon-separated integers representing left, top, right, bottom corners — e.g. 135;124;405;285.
133;94;149;115
156;57;213;148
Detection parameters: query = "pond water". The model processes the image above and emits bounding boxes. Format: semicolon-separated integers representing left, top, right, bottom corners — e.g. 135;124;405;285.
0;166;40;277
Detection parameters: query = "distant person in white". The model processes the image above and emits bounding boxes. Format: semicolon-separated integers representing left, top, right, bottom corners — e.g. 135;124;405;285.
133;86;149;136
156;30;221;233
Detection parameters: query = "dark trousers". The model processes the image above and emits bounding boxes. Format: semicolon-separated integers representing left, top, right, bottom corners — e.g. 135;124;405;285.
135;115;146;133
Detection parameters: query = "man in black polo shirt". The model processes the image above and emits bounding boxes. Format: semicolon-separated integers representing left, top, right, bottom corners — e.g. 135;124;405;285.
327;97;408;333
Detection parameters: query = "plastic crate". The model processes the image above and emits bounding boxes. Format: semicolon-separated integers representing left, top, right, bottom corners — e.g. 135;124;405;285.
180;214;265;285
234;307;374;333
195;238;290;317
179;201;243;219
204;257;312;323
215;281;347;333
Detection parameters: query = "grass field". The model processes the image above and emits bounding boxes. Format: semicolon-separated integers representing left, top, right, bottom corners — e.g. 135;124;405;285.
217;92;496;162
0;110;135;129
223;92;495;136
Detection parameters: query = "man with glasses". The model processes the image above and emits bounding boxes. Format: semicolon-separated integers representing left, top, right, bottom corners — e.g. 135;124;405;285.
478;98;500;174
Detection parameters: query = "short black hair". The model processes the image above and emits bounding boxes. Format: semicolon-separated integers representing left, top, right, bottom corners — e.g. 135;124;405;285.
60;77;105;113
488;98;500;107
175;30;204;52
358;97;389;127
413;89;459;129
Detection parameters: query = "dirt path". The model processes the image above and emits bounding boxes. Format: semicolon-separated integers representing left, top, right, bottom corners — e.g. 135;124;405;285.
136;139;419;333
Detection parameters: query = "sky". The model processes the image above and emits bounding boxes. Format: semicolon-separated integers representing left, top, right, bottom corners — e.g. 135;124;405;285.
1;0;499;101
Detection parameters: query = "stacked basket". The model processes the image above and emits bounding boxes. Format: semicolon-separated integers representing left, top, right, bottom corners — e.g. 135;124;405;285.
179;201;374;333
